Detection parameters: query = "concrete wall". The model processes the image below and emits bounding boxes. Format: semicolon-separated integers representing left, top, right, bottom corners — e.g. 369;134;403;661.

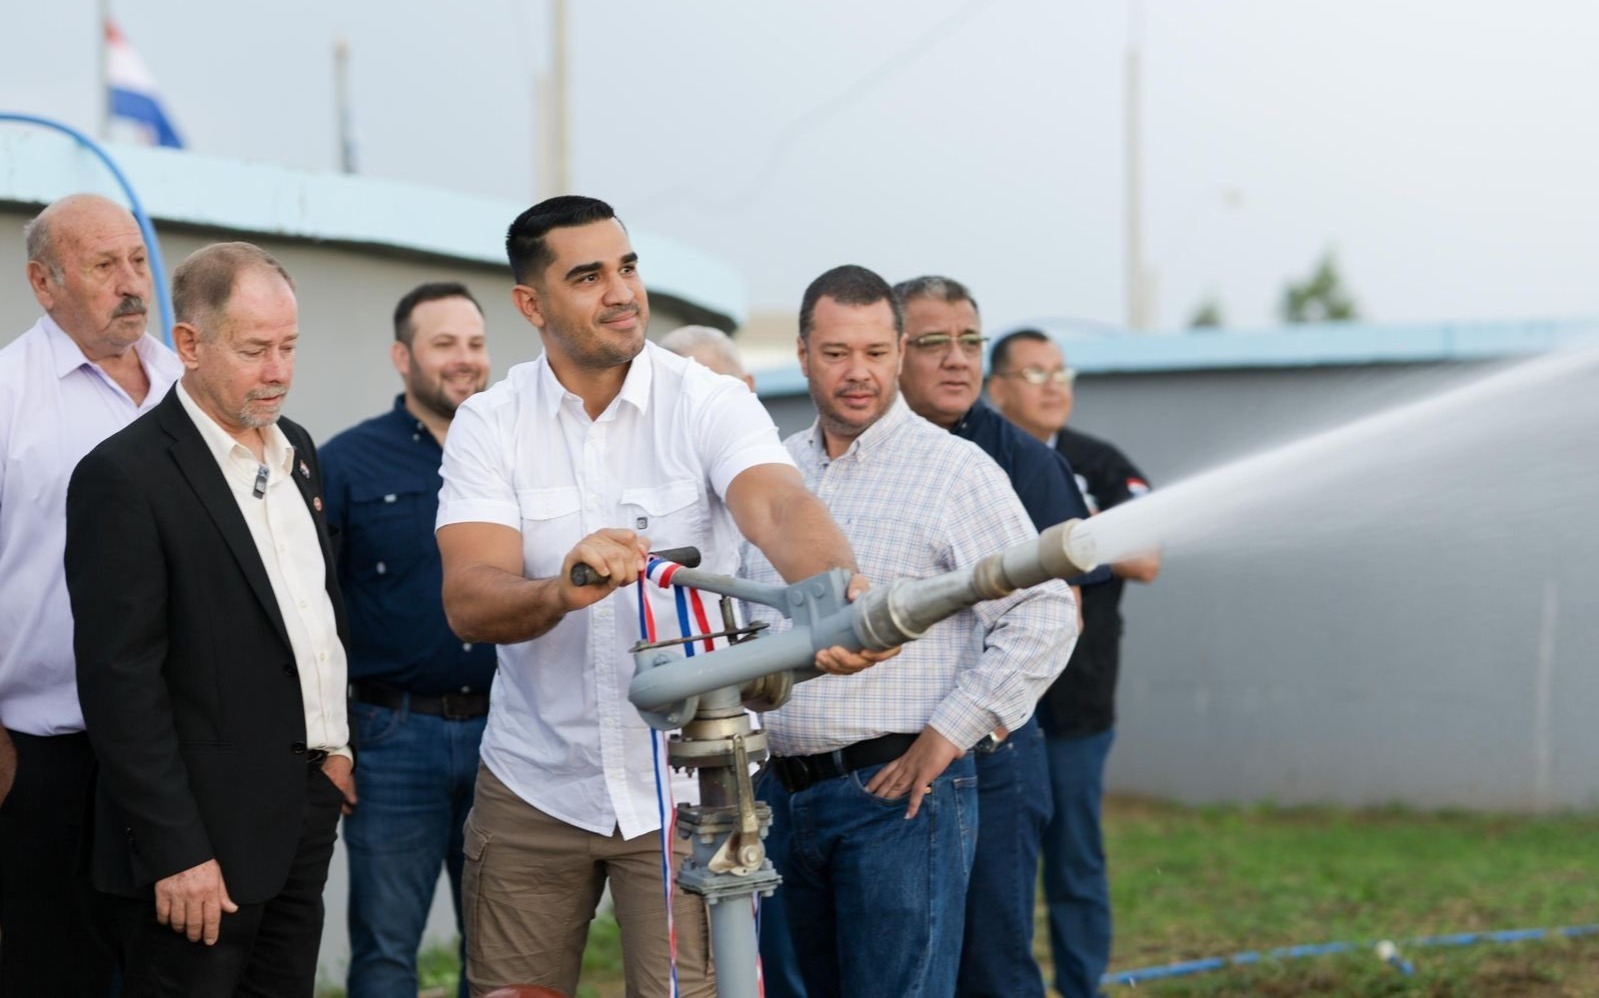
759;361;1599;813
0;206;707;445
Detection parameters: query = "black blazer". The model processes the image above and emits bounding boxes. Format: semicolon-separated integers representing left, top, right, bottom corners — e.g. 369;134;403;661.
64;387;348;904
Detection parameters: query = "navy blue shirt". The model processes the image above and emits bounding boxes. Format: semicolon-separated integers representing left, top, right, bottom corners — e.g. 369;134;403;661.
321;395;496;695
950;399;1110;587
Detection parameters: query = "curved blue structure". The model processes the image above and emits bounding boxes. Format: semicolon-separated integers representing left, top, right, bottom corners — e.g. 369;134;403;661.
0;112;174;346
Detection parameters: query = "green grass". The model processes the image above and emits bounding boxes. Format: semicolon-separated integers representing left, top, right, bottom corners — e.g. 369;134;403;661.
323;797;1599;996
1097;796;1599;995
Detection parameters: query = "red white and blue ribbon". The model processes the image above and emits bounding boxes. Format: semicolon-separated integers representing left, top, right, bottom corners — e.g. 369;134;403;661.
634;555;764;996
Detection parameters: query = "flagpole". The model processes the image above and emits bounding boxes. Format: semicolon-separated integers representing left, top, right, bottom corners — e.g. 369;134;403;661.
97;0;111;139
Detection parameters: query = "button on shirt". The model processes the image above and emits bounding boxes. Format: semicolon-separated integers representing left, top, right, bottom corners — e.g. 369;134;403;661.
174;383;350;759
437;343;793;839
742;396;1076;757
321;395;495;695
0;317;181;735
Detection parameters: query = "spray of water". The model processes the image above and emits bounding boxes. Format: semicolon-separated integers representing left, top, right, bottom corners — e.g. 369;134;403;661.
1069;345;1599;568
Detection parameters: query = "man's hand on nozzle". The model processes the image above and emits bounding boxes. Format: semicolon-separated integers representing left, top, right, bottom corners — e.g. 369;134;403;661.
814;573;902;676
559;529;650;611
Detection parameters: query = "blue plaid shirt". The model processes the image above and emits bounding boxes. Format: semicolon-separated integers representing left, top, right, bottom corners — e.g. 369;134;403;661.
742;396;1076;756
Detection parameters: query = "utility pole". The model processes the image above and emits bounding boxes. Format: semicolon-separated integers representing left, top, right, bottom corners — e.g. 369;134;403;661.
1124;0;1151;330
334;37;358;174
97;0;111;140
539;0;571;200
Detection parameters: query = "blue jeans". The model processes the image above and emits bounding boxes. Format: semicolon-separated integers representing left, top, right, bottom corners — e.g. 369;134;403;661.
1041;727;1116;998
958;717;1052;997
344;701;486;998
758;752;978;998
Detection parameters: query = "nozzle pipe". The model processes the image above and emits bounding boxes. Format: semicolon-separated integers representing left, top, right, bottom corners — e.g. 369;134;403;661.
626;520;1095;712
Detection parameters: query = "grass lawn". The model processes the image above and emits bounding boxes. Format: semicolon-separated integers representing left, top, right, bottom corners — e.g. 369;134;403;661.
326;795;1599;996
1098;795;1599;996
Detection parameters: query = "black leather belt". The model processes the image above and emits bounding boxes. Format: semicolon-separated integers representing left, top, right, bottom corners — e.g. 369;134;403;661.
350;681;490;720
769;732;919;794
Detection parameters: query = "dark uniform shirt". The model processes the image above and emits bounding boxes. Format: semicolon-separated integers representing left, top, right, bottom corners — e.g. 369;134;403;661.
950;399;1108;583
1040;425;1153;738
321;395;496;696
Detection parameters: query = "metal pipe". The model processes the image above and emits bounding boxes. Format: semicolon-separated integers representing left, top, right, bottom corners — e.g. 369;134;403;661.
708;896;760;997
628;520;1094;711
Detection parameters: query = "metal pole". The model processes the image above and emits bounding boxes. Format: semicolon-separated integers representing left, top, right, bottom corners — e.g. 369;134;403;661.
1124;0;1147;330
97;0;111;140
548;0;571;196
334;37;357;174
708;899;760;998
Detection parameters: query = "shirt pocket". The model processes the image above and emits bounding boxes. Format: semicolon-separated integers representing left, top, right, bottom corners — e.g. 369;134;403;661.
618;479;707;553
516;485;583;579
345;483;433;583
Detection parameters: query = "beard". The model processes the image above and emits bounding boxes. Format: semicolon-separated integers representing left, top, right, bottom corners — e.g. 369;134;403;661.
813;380;897;442
547;305;648;370
407;363;487;421
237;385;287;429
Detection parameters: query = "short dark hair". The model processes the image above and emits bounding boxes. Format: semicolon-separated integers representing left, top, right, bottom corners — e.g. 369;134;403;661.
506;195;619;285
798;265;902;341
393;281;482;346
989;328;1054;373
172;242;294;342
890;274;979;315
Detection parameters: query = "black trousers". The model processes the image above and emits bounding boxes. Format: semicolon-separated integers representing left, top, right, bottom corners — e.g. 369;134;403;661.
115;764;344;997
0;729;121;996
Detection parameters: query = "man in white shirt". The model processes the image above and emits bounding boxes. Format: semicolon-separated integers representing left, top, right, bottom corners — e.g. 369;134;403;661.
437;196;885;998
0;193;182;995
65;242;353;995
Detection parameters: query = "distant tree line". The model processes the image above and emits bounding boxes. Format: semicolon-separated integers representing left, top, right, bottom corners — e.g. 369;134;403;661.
1187;248;1361;330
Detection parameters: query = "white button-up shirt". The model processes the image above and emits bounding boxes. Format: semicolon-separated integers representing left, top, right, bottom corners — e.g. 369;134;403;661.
438;343;793;839
175;383;350;759
0;316;181;735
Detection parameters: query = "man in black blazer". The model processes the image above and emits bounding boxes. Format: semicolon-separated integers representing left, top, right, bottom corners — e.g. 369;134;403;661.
65;241;356;996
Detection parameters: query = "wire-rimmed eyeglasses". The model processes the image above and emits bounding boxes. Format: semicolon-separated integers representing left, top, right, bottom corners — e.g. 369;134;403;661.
907;332;988;355
993;366;1077;387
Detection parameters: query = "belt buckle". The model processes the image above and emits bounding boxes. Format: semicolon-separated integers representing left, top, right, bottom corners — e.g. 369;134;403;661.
440;693;474;721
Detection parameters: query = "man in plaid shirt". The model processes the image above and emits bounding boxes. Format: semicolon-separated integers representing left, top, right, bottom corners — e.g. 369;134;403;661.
746;264;1076;998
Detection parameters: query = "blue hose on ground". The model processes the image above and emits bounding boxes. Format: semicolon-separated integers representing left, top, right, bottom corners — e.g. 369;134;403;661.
1102;923;1599;988
0;112;174;346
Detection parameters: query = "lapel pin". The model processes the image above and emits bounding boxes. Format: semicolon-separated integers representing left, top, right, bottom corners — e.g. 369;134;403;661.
299;459;311;479
313;496;323;512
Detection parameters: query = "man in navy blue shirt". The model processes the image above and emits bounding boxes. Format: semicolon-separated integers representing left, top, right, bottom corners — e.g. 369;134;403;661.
893;275;1104;998
321;282;494;998
990;328;1160;998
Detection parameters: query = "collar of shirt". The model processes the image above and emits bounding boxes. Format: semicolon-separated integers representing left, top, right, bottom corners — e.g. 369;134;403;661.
174;380;295;479
536;342;656;421
386;392;439;445
803;393;916;467
42;314;182;391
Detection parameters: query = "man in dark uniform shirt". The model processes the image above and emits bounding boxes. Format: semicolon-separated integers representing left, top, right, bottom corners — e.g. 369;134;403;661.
990;328;1161;998
893;276;1106;998
320;282;494;998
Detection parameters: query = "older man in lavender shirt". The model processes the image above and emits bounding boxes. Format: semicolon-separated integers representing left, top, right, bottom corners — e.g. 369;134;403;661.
0;194;182;994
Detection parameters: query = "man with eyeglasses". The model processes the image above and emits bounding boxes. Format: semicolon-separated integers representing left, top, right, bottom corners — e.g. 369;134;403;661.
892;276;1103;998
989;328;1161;998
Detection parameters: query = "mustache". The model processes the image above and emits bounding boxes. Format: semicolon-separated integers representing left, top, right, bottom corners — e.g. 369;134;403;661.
245;385;287;403
835;382;879;398
598;304;639;323
112;296;147;318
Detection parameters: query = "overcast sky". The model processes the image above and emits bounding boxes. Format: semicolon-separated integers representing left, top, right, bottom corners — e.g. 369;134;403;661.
6;0;1599;332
